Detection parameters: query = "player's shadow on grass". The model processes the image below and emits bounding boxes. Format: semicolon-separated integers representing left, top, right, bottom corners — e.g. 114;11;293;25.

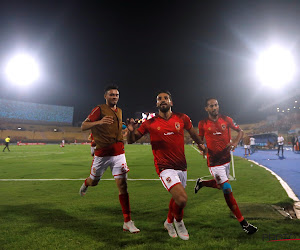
90;205;173;241
1;203;170;247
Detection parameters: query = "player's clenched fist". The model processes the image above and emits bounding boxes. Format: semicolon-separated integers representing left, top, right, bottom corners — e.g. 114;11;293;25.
99;116;114;125
126;118;138;132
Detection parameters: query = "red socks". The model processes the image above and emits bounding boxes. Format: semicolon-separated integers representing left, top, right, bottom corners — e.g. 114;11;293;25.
167;198;175;223
172;201;184;222
167;198;184;222
119;193;131;222
224;192;244;222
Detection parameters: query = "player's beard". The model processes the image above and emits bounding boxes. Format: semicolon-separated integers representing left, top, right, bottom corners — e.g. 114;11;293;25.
159;104;171;113
209;110;218;118
107;99;118;107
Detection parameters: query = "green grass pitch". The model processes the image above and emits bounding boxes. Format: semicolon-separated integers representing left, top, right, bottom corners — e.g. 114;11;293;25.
0;144;299;249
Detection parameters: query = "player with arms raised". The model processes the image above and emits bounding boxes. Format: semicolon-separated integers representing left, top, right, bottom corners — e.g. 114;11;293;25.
194;98;258;234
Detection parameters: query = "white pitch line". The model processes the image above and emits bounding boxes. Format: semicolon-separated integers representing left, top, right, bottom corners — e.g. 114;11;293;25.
0;146;208;183
190;145;207;158
190;145;200;153
0;178;199;181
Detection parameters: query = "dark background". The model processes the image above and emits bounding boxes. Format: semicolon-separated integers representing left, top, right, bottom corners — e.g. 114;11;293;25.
0;0;299;125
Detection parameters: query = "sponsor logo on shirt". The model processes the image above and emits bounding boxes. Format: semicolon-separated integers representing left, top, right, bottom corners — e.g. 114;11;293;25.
213;132;222;135
164;132;174;136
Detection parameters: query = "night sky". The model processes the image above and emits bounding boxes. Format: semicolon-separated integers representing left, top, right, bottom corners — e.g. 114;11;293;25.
0;0;299;125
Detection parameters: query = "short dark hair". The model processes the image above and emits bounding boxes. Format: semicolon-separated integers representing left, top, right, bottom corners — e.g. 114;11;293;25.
156;90;172;101
104;85;119;94
205;97;217;107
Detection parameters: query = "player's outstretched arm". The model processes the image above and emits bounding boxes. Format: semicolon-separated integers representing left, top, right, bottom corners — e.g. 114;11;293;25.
126;118;143;144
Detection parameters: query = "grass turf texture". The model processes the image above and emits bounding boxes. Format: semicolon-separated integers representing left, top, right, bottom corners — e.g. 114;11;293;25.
0;144;299;250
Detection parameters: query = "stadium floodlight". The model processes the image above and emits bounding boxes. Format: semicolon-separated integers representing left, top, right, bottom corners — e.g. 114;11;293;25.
5;53;39;86
256;45;295;88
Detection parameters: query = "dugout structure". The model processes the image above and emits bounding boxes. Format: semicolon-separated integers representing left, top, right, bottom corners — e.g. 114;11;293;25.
252;133;278;149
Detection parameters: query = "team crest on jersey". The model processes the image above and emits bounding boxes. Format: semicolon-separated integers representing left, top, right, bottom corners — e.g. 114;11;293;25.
221;124;226;130
121;163;129;172
157;127;161;130
208;127;211;130
175;122;180;131
166;177;172;183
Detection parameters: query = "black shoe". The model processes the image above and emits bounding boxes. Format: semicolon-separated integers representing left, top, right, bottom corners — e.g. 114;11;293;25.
241;220;258;235
194;178;203;194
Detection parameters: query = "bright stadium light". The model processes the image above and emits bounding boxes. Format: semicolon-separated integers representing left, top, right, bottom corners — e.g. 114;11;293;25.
5;53;39;86
256;45;295;88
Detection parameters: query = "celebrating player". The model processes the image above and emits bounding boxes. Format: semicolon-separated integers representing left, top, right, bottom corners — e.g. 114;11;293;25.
127;90;205;240
194;98;257;234
79;85;140;234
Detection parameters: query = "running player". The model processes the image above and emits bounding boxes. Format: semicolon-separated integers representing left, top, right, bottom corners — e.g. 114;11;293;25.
79;85;140;233
194;98;258;235
127;90;205;240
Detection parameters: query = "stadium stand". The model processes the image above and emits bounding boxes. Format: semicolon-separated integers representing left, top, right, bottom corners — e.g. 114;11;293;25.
0;99;74;125
1;97;298;145
0;99;92;144
0;123;90;143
